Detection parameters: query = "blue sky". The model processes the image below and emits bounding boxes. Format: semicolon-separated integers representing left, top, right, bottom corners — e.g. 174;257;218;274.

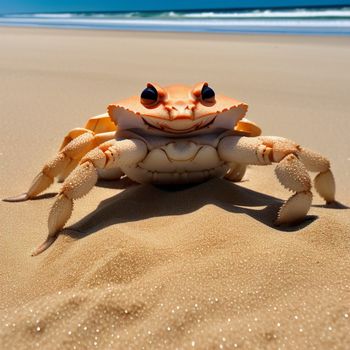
1;0;350;14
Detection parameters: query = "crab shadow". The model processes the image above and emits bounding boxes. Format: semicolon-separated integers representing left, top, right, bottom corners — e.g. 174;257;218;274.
66;178;317;240
27;177;136;200
313;201;349;209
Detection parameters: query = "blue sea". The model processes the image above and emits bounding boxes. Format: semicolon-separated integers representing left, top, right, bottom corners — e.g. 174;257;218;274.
1;8;350;35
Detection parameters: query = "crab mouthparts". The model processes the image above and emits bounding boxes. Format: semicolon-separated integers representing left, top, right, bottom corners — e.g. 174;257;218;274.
142;116;216;134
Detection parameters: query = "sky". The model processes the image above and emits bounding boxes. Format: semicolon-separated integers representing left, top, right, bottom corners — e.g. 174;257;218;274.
1;0;350;14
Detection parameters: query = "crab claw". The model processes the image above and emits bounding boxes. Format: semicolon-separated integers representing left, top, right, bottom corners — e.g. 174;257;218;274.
3;193;29;202
31;235;58;256
275;192;313;226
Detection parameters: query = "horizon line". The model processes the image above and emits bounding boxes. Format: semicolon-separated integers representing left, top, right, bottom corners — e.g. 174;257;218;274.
2;4;350;16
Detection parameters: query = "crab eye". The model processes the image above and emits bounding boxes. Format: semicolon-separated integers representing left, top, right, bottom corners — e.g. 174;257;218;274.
201;85;215;101
141;86;158;106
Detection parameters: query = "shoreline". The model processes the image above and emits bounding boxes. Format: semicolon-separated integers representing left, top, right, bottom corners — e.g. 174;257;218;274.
2;25;350;41
1;24;350;36
2;24;350;36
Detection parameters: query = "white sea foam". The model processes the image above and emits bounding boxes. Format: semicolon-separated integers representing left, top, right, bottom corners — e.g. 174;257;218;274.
182;9;350;18
1;8;350;35
1;17;350;27
31;13;75;18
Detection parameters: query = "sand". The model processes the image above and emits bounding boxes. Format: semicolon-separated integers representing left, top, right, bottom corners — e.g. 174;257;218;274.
0;27;349;349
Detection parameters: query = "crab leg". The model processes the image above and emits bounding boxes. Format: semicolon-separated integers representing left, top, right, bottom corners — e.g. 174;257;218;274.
218;136;335;225
274;154;312;225
32;138;147;256
57;159;80;183
56;131;117;182
258;136;336;204
3;131;115;202
224;162;247;182
296;146;335;203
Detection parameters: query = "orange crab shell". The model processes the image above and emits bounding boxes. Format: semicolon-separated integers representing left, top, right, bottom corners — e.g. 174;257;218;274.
107;82;261;137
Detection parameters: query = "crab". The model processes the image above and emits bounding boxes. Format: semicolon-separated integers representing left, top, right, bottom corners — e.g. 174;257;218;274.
4;82;336;256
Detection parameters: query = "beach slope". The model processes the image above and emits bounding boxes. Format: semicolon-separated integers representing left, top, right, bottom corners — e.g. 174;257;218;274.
0;28;349;349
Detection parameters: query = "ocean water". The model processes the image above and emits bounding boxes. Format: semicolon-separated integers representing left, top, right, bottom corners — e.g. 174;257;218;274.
1;8;350;35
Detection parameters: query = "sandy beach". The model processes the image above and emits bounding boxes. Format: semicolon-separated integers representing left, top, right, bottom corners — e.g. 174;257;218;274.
0;27;349;349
